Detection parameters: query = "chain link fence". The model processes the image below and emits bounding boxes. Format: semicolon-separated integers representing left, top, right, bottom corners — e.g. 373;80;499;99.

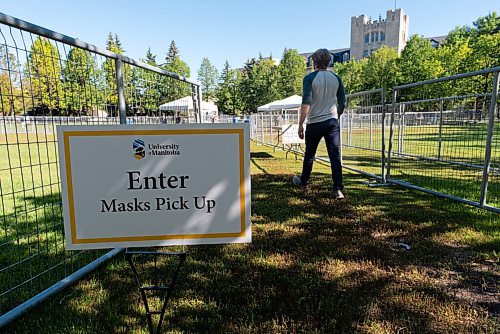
0;12;200;323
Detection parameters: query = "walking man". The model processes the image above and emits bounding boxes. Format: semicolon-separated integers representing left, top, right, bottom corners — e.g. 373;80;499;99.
292;49;346;199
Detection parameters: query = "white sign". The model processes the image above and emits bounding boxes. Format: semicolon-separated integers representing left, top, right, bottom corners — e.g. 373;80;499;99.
281;124;304;144
57;124;251;250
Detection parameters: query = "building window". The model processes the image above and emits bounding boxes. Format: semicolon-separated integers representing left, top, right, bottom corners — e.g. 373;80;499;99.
371;32;375;42
365;33;369;44
375;32;379;42
363;50;369;57
380;32;386;41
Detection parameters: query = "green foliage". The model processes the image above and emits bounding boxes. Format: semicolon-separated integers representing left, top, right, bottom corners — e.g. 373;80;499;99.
27;37;65;111
103;32;128;108
216;61;243;115
145;47;157;66
63;48;104;114
241;58;281;112
277;48;306;97
399;35;444;85
363;46;401;90
334;59;366;94
0;45;23;114
159;40;192;102
197;57;218;101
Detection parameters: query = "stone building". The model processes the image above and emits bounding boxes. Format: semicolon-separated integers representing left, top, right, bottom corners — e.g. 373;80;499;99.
350;8;409;60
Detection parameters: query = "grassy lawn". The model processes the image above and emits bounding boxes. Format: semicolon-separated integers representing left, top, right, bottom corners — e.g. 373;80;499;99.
3;141;499;333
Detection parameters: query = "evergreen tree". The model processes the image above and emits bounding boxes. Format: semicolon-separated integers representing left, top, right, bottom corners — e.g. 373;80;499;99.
216;61;243;114
197;57;218;101
63;47;103;114
161;41;191;102
145;47;157;66
103;32;128;114
165;40;179;63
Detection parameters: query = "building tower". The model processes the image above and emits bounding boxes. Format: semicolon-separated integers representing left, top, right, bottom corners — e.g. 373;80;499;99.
350;8;409;60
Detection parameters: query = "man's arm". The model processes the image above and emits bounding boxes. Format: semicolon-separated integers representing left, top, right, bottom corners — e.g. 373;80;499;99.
299;74;313;139
336;75;346;116
298;104;310;139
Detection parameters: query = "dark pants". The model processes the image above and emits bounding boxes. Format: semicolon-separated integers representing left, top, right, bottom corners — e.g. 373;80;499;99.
300;118;343;190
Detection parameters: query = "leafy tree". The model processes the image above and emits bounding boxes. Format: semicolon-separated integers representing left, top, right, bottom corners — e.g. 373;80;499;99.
27;37;65;111
277;48;306;97
363;46;401;90
399;35;444;85
197;57;218;101
334;59;367;94
63;47;103;114
241;58;280;112
473;12;500;35
0;45;23;115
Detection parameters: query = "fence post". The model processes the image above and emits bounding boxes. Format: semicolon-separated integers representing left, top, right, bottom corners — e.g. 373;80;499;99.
437;99;444;160
381;89;386;182
480;70;499;206
261;113;264;143
386;89;398;180
196;85;202;124
115;59;127;125
369;106;373;149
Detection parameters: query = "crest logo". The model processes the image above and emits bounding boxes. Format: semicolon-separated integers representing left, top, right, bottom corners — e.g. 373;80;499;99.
133;139;146;160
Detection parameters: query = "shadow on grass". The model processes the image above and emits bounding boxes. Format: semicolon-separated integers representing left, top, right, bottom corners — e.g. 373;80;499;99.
3;146;499;333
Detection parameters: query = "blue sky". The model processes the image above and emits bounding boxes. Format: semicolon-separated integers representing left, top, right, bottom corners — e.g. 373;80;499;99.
1;0;498;75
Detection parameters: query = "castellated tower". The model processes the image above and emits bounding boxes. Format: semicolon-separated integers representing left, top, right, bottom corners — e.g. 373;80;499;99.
350;8;409;60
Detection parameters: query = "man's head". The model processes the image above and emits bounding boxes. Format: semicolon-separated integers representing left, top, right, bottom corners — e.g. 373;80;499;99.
311;48;331;70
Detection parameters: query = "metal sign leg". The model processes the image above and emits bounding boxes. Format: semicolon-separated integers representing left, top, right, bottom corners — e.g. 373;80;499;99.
125;250;187;334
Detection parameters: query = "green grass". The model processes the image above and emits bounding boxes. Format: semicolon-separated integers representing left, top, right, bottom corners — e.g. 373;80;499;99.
261;123;500;207
3;142;499;333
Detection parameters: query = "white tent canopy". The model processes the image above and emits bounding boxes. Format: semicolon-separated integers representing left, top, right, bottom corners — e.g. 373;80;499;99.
267;95;302;110
257;102;271;112
159;96;218;114
257;95;302;112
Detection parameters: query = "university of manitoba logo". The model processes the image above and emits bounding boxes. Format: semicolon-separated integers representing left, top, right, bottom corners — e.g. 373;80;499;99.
133;139;146;160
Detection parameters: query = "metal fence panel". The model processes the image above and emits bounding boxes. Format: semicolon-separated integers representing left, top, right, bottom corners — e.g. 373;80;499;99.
0;13;200;320
387;68;500;211
340;89;386;179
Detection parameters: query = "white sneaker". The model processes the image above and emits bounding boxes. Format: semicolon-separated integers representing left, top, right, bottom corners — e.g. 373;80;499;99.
292;175;305;187
334;189;345;199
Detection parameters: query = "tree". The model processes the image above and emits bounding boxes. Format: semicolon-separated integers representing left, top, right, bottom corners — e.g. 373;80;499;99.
103;32;127;114
241;58;280;112
63;47;103;114
161;41;191;102
0;45;23;115
277;48;306;97
363;46;401;91
145;47;157;66
197;57;218;101
334;58;367;94
216;61;243;114
399;35;444;85
27;37;65;112
165;40;179;63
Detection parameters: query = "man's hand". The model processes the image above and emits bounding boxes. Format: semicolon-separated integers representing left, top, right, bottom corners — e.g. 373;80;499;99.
298;124;304;139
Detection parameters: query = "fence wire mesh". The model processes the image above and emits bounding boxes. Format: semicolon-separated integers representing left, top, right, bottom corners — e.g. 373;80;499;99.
340;89;386;179
0;18;200;317
387;70;500;209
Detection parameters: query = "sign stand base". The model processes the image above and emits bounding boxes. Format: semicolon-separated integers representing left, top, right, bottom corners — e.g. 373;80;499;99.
125;250;187;334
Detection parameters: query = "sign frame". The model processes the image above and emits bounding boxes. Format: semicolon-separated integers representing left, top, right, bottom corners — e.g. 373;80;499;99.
57;123;251;250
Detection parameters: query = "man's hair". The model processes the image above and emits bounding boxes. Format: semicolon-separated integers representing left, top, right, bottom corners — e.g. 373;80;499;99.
311;48;331;70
